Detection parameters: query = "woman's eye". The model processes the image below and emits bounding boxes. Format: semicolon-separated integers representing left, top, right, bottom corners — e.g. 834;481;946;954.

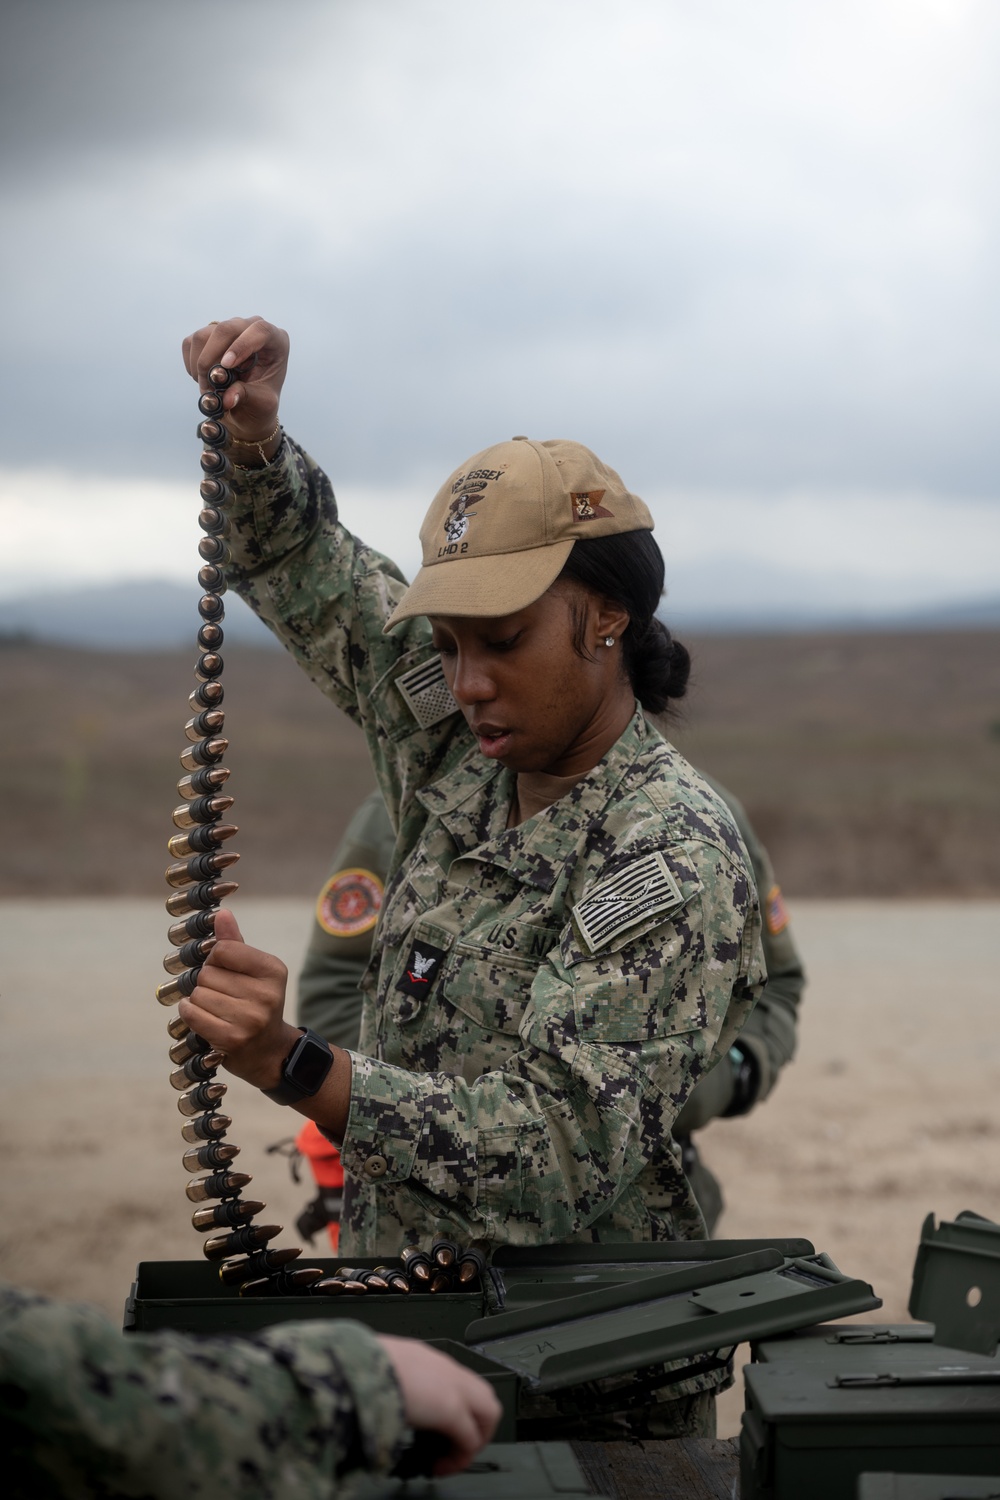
432;640;457;656
489;634;521;653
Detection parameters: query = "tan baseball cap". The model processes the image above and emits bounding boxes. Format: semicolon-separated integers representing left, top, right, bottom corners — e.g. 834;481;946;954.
384;436;654;628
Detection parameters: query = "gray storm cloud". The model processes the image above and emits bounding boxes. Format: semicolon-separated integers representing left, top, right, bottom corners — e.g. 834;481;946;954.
1;0;998;510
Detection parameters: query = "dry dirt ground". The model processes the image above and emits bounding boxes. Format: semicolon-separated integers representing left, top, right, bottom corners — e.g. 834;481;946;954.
1;895;997;1439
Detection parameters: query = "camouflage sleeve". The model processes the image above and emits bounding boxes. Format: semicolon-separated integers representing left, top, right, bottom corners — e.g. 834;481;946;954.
340;839;762;1243
222;439;466;826
0;1281;408;1500
297;791;396;1049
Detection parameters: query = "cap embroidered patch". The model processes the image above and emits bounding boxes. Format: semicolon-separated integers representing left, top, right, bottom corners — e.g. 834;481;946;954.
571;490;615;521
395;655;460;729
572;851;685;954
317;868;383;938
766;884;790;935
395;939;447;999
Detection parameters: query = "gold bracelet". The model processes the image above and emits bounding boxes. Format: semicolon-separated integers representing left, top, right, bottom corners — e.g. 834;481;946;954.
229;421;281;466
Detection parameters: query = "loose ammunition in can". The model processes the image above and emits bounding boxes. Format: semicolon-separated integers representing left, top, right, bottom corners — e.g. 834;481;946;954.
191;1196;263;1231
199;448;230;478
284;1267;326;1291
458;1242;488;1285
218;1246;300;1284
182;1140;239;1172
166;905;220;943
178;736;228;772
432;1239;458;1268
167;823;237;863
198;390;225;417
185;1170;251;1203
171;794;234;830
239;1266;323;1296
164;851;238;890
181;1110;231;1144
155;968;200;1004
189;678;224;710
311;1277;349;1296
177;765;230;800
197;563;226;592
429;1271;452;1294
169;1050;224;1089
400;1246;432;1283
355;1270;390;1293
196;418;229;448
197;536;230;567
202;1222;281;1261
168;1027;211;1062
236;1278;273;1297
373;1265;411;1295
194;647;225;679
197;622;224;651
199;477;231;507
177;1079;227;1116
165;878;238;917
185;709;225;742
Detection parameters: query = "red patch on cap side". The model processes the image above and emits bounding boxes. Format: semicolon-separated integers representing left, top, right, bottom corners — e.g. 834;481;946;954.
571;490;615;521
316;868;383;938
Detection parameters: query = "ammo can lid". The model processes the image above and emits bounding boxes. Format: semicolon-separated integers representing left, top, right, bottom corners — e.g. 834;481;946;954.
744;1359;1000;1427
465;1249;881;1393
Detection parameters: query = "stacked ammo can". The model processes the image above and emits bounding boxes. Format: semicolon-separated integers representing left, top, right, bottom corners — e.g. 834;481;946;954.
154;363;321;1298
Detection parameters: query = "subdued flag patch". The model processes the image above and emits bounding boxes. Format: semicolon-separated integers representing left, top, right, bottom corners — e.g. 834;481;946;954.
396;655;460;729
766;884;790;935
316;867;384;938
572;851;686;954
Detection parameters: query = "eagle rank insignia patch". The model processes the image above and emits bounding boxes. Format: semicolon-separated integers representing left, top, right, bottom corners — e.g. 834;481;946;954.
573;851;685;954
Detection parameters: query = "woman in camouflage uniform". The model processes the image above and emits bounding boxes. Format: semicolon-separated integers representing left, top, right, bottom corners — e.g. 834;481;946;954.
178;318;766;1434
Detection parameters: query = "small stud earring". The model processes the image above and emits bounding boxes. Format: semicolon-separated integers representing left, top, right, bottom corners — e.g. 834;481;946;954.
603;636;614;648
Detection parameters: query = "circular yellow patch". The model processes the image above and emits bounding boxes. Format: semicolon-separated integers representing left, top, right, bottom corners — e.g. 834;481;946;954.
316;867;383;938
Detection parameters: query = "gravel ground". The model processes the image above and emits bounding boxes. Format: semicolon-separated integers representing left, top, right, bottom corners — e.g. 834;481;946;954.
2;896;997;1439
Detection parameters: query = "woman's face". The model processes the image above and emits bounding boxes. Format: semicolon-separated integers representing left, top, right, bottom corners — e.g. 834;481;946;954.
428;580;634;776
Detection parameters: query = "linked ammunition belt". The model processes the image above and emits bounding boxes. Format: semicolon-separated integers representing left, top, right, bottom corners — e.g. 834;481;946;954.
153;365;486;1301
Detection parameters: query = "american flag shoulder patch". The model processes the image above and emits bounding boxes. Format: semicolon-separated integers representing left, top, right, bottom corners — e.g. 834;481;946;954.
395;655;460;729
572;851;686;955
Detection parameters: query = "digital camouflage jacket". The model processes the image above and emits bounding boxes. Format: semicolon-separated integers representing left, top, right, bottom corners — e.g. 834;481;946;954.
0;1280;407;1500
225;439;766;1256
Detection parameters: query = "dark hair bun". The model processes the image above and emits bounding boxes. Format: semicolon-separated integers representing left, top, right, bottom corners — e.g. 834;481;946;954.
632;619;690;715
558;530;690;715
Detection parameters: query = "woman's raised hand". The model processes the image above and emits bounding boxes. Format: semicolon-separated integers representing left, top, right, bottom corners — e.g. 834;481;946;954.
181;316;290;455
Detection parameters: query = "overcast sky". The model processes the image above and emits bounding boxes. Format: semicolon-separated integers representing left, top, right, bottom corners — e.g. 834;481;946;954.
1;0;998;612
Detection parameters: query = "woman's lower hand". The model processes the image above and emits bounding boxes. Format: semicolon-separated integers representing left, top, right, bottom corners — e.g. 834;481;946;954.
178;908;299;1090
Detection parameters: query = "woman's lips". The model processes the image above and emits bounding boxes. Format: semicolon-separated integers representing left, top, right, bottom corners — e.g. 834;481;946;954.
475;726;513;759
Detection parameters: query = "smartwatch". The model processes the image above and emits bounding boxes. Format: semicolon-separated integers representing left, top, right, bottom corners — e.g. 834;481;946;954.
261;1028;334;1106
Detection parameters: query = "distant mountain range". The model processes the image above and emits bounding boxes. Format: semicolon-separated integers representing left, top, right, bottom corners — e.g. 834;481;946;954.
0;575;997;649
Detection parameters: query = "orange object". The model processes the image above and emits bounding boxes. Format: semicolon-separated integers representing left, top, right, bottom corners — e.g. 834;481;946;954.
295;1118;344;1251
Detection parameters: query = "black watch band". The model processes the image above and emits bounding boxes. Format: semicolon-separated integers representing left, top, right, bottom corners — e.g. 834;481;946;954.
261;1028;334;1106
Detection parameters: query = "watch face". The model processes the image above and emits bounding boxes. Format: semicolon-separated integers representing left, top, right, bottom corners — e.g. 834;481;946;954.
291;1034;333;1093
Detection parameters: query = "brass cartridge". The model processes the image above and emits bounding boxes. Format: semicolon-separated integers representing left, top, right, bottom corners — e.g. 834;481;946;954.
185;1170;251;1204
311;1278;349;1296
184;709;225;743
166;905;219;944
355;1270;390;1294
179;736;228;772
180;1110;231;1144
458;1242;488;1285
196;418;229;448
177;1079;227;1117
168;1030;215;1066
429;1271;452;1294
164;852;238;890
432;1239;458;1268
182;1141;239;1173
197;592;226;623
198;390;224;418
199;477;231;508
171;794;234;831
198;508;231;538
167;1012;192;1041
191;1197;263;1231
164;937;217;975
167;823;237;863
373;1265;411;1294
197;562;226;592
197;536;230;567
169;1050;223;1089
156;969;199;1004
202;1223;281;1261
199;447;230;478
165;878;238;917
196;621;224;651
189;678;224;710
400;1246;432;1283
176;766;230;800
